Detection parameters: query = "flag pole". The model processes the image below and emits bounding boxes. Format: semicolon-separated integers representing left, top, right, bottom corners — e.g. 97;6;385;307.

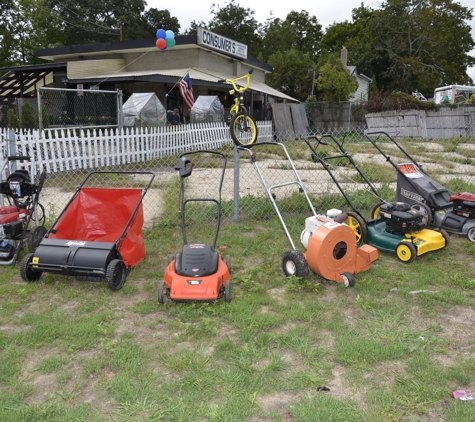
166;68;191;97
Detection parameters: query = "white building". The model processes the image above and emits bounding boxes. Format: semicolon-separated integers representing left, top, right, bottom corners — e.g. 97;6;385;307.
340;46;372;103
33;29;298;120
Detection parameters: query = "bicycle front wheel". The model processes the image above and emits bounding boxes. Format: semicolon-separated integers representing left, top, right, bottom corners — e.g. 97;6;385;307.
230;113;258;147
227;105;239;125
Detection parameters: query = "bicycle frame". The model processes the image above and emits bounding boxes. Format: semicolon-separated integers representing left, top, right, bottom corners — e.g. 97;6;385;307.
219;69;253;117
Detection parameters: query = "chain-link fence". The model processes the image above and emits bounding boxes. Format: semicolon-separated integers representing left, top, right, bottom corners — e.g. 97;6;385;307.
37;87;122;131
1;125;475;233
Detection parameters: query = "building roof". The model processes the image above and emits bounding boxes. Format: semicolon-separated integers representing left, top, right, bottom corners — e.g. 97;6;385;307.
347;66;372;83
71;67;298;102
36;35;274;73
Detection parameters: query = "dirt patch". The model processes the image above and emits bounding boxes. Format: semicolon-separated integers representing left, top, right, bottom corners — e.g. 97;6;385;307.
256;391;302;421
267;287;288;304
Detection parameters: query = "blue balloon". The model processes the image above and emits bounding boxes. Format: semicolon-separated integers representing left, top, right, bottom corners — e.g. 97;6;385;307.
166;30;175;39
156;29;166;39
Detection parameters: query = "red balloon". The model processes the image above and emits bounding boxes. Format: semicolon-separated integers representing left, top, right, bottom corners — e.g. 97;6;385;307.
156;39;166;50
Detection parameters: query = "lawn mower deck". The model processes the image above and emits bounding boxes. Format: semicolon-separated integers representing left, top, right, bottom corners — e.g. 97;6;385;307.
163;243;231;302
366;201;447;263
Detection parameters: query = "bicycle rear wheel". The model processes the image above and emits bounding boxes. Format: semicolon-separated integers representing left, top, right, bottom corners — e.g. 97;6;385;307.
230;113;258;147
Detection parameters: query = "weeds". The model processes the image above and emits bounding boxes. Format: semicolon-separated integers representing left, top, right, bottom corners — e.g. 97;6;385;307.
2;138;475;419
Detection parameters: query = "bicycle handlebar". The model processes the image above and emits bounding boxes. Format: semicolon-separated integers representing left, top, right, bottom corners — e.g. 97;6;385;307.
219;70;253;94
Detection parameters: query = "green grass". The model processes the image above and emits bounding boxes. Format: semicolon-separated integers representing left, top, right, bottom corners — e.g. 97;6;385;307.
1;215;475;421
5;131;475;421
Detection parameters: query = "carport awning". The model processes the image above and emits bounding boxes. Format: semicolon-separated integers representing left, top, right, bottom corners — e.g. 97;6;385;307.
0;62;66;98
68;67;299;102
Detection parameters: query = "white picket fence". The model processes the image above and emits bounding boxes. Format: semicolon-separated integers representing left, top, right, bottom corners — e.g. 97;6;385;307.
0;121;273;174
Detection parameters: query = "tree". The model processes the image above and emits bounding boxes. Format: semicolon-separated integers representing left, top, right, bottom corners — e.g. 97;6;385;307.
143;9;180;35
0;1;16;66
38;105;50;129
260;10;323;102
0;28;18;67
320;0;475;95
260;11;323;61
0;0;49;66
187;0;262;57
183;21;205;35
18;0;63;64
44;0;182;44
314;53;357;101
320;6;375;62
266;49;316;101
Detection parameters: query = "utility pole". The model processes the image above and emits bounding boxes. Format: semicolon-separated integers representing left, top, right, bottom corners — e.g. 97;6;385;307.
311;71;316;96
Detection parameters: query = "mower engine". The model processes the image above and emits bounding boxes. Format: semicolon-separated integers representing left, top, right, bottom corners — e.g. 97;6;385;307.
379;201;426;235
450;192;475;219
300;208;344;248
0;206;28;259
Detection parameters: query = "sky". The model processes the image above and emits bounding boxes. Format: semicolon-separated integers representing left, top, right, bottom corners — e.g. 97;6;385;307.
146;0;475;84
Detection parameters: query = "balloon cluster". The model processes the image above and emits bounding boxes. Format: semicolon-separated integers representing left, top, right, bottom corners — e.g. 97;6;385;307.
156;29;175;51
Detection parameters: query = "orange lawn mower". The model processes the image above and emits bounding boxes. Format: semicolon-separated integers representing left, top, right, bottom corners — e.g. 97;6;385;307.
239;142;378;287
158;150;231;304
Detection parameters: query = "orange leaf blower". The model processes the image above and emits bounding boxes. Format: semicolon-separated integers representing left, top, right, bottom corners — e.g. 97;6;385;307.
240;142;378;287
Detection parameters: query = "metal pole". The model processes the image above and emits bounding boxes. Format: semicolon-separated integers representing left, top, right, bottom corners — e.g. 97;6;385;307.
311;71;315;96
348;101;352;131
8;129;17;172
0;129;18;207
37;88;43;133
233;145;239;222
117;89;123;133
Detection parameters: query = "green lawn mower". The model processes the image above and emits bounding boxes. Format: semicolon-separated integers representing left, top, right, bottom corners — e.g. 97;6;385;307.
305;134;448;263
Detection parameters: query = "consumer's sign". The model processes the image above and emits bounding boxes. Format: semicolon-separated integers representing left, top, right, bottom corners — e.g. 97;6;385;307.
197;28;247;60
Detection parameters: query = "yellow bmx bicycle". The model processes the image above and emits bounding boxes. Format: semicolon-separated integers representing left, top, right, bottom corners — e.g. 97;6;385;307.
218;69;258;147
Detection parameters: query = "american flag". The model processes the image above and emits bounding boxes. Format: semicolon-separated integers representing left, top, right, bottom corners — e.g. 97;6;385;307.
178;72;195;110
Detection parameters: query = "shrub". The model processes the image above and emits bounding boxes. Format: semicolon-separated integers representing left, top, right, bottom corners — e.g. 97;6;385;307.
38;105;50;129
368;89;439;113
21;102;36;129
7;109;21;129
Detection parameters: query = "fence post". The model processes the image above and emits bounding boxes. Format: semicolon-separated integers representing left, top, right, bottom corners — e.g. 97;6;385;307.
117;89;123;132
8;129;17;172
233;144;239;222
37;90;43;133
0;129;18;207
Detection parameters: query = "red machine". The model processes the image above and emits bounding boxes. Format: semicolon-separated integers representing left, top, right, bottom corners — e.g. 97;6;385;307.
366;132;475;242
449;192;475;218
0;170;46;265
